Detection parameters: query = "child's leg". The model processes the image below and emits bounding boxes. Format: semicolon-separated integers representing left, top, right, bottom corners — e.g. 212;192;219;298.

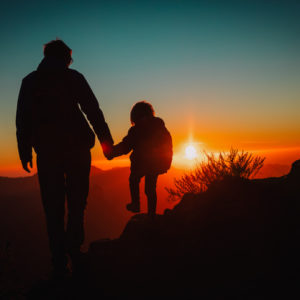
128;172;142;212
145;174;159;217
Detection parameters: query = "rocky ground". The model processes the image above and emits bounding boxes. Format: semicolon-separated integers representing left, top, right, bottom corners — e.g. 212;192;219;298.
21;159;300;299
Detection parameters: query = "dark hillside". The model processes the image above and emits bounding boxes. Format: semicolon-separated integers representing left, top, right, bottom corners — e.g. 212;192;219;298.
1;162;298;298
87;160;300;298
0;166;179;293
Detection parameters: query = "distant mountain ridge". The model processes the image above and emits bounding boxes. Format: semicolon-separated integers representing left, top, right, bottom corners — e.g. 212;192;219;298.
255;163;290;178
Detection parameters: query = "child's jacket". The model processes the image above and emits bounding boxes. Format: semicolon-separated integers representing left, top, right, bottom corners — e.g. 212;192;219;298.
113;116;172;175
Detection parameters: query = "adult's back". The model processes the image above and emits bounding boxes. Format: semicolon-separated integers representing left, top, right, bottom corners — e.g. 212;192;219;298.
17;56;112;160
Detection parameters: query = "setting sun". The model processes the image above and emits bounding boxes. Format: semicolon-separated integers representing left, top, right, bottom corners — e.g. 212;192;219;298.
185;145;197;160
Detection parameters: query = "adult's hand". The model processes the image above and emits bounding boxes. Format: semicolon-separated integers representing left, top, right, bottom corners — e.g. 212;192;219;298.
102;142;114;160
22;159;33;173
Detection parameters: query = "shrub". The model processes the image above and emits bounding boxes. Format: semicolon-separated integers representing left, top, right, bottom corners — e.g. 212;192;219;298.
166;148;265;201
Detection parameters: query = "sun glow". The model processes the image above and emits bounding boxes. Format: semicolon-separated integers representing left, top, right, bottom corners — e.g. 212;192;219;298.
172;139;206;170
185;145;197;160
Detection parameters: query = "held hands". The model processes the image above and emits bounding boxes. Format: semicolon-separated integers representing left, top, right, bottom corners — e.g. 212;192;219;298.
105;152;114;161
102;142;114;160
21;159;33;173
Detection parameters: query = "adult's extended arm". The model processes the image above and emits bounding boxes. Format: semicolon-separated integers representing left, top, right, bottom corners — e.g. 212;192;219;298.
76;74;114;156
16;78;33;172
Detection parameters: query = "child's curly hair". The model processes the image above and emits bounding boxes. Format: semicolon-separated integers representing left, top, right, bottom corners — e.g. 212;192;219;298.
130;101;155;125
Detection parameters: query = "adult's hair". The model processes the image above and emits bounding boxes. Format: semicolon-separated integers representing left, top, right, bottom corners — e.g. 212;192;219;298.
130;101;155;125
43;39;72;66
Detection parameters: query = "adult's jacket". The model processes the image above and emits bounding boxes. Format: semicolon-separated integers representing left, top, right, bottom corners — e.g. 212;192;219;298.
16;57;113;162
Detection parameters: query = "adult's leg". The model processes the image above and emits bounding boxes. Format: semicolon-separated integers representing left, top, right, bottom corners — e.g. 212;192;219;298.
65;149;91;257
37;153;67;272
145;174;159;217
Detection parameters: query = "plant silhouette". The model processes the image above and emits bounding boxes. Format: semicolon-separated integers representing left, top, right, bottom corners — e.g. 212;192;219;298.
167;148;265;200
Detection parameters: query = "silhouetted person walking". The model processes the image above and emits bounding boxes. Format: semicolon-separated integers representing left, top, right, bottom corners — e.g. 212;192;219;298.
108;101;172;218
16;39;113;278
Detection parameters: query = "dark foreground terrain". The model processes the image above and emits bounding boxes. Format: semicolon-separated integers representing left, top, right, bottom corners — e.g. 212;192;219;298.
24;160;300;299
0;166;178;297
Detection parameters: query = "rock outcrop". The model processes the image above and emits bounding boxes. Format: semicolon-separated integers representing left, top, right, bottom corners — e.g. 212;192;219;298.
88;160;300;298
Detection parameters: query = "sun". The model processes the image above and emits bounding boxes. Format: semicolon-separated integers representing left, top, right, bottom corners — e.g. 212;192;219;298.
185;145;197;160
172;141;204;168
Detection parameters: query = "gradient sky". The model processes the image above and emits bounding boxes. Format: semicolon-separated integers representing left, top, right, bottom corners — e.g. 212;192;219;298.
0;0;299;176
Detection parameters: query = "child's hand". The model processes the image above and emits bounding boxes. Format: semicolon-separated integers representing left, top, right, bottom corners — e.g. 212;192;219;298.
105;152;114;160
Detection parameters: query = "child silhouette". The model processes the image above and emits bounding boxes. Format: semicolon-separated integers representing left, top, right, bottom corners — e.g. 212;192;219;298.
109;101;172;217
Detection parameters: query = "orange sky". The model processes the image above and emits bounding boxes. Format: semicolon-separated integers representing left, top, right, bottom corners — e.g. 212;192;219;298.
2;134;299;177
1;1;300;177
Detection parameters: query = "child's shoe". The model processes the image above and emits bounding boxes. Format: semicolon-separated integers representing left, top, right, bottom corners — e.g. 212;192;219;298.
126;202;140;213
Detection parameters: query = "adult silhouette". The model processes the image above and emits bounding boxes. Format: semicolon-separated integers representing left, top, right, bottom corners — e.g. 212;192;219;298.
16;39;113;277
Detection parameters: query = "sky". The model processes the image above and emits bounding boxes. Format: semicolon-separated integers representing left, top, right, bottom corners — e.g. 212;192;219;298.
0;0;299;176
